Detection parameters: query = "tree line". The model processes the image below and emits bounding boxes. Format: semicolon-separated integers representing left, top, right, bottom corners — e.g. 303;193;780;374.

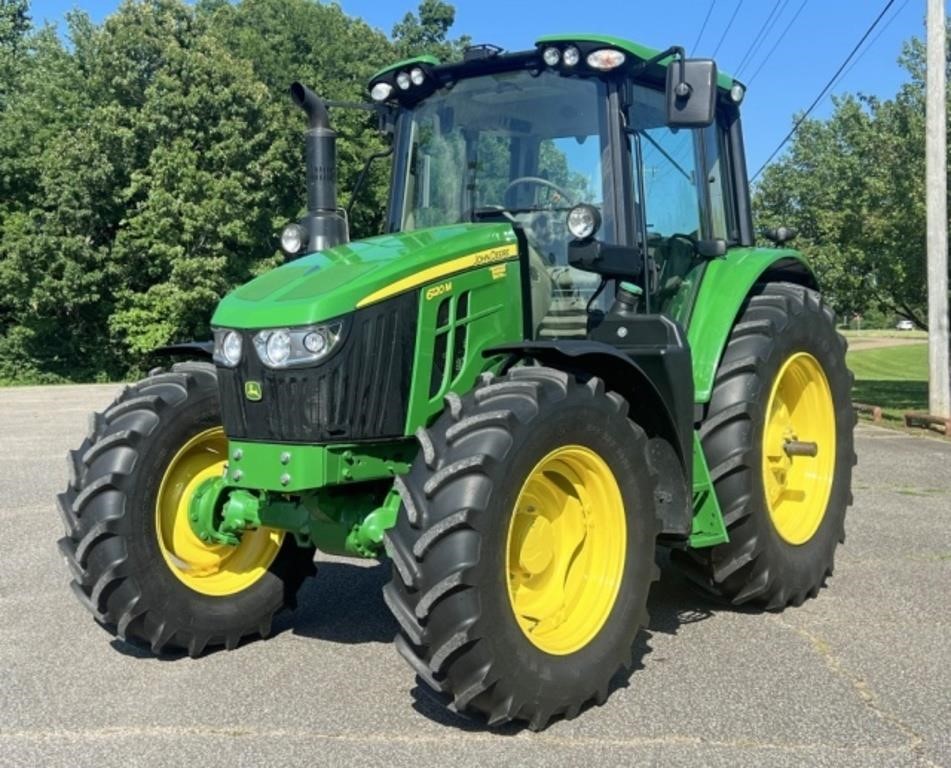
0;0;944;384
0;0;464;383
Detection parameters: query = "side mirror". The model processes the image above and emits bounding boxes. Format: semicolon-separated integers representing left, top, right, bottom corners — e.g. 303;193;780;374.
666;59;718;127
568;239;644;283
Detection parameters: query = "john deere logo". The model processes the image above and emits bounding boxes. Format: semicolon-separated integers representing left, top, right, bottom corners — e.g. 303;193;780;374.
244;381;263;401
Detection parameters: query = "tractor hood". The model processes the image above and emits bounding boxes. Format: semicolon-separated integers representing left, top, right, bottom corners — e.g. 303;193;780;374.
212;223;517;329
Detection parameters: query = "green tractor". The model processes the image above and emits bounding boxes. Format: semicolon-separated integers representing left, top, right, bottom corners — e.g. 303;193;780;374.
58;35;854;730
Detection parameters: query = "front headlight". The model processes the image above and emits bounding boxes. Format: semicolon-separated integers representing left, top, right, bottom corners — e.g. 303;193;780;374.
213;329;243;367
253;322;343;368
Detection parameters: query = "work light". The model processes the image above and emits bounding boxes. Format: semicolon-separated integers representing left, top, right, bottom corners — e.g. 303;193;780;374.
410;67;425;86
370;82;393;102
396;71;411;90
562;45;580;67
586;49;626;71
280;223;305;256
566;204;601;240
542;46;560;67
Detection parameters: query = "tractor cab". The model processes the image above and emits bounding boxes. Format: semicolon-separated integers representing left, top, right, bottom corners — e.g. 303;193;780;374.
370;36;752;333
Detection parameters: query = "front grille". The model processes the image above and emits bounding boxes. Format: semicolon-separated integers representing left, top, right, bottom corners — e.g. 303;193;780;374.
217;291;418;442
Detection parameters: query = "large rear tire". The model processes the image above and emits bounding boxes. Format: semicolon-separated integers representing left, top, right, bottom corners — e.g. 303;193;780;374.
677;282;855;608
383;367;660;730
57;362;315;656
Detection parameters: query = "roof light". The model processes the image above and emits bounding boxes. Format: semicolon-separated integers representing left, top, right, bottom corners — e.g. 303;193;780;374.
370;82;393;102
562;45;580;67
730;83;746;104
395;71;411;90
410;67;425;86
542;46;561;67
586;48;626;71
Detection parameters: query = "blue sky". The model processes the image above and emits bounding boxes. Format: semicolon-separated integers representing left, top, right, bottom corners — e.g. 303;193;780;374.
32;0;924;175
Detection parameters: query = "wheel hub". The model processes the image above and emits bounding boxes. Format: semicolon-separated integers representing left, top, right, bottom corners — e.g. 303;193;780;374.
762;353;836;545
506;445;626;655
155;426;284;596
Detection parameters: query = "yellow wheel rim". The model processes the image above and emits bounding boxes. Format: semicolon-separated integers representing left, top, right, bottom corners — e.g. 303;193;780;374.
762;352;837;545
155;426;283;596
505;445;626;655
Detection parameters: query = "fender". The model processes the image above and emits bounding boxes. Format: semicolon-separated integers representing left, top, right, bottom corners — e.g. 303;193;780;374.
486;329;693;537
688;248;818;403
148;341;214;361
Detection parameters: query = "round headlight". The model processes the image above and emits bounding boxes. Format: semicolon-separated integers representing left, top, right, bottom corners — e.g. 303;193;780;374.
396;71;411;90
730;83;746;104
280;223;305;255
562;45;580;67
566;204;602;240
410;67;425;86
303;330;328;356
266;330;291;366
542;46;561;67
370;82;393;102
222;331;243;367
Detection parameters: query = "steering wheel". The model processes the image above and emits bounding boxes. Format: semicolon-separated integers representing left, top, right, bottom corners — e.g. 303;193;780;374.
503;176;575;207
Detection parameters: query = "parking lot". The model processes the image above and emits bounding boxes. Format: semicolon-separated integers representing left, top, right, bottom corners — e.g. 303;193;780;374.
1;383;949;767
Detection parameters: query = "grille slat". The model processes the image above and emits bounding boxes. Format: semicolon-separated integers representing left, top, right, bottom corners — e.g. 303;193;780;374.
217;292;418;443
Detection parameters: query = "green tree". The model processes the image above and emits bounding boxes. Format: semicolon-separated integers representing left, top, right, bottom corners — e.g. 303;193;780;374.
754;36;948;328
0;0;465;383
392;0;470;61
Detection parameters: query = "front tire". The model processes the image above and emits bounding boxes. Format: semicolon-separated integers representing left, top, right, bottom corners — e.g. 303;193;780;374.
383;367;660;730
679;282;855;608
57;362;315;656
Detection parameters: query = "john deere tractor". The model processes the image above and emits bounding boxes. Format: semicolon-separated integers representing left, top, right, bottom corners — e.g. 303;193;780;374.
58;35;854;730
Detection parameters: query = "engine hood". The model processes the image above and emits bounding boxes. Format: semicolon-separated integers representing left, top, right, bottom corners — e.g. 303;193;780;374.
212;223;517;329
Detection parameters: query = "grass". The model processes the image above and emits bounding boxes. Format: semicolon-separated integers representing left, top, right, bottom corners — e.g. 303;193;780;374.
847;342;929;420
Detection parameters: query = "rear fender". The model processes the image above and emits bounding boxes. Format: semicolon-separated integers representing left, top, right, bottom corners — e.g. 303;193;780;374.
689;249;817;403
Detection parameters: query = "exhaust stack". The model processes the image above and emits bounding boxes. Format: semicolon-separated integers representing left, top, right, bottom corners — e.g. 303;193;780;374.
289;81;349;253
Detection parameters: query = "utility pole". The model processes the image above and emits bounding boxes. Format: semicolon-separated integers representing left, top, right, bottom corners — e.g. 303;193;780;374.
926;0;950;418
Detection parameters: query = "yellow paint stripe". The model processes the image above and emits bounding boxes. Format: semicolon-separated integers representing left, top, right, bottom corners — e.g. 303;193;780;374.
356;244;518;308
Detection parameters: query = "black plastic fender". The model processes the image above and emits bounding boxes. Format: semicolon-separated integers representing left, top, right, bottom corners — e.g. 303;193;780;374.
149;340;215;361
485;322;694;537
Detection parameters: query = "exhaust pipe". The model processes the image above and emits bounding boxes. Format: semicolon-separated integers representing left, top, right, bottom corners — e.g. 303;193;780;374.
289;81;349;253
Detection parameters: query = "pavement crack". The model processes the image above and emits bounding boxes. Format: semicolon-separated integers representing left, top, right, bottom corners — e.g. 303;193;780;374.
773;614;939;767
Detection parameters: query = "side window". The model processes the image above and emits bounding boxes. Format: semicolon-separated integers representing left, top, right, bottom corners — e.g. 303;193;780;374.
402;117;467;230
702;122;735;242
630;85;703;314
640;124;702;239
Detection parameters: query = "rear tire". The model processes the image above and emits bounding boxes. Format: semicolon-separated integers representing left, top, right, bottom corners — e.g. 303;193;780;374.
57;362;315;656
677;282;855;609
383;367;661;730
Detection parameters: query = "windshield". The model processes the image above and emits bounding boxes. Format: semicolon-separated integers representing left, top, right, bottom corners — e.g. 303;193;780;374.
393;69;613;338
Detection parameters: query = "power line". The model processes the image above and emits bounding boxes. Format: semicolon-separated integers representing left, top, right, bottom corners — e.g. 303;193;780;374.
712;0;745;58
735;0;788;76
751;0;898;181
831;0;912;92
747;0;811;85
692;0;718;53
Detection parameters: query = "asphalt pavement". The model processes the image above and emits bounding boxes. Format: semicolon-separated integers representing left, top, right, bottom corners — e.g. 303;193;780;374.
1;383;949;767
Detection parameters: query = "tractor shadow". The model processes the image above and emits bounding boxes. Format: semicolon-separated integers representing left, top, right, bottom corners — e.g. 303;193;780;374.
107;558;397;659
286;558;398;645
